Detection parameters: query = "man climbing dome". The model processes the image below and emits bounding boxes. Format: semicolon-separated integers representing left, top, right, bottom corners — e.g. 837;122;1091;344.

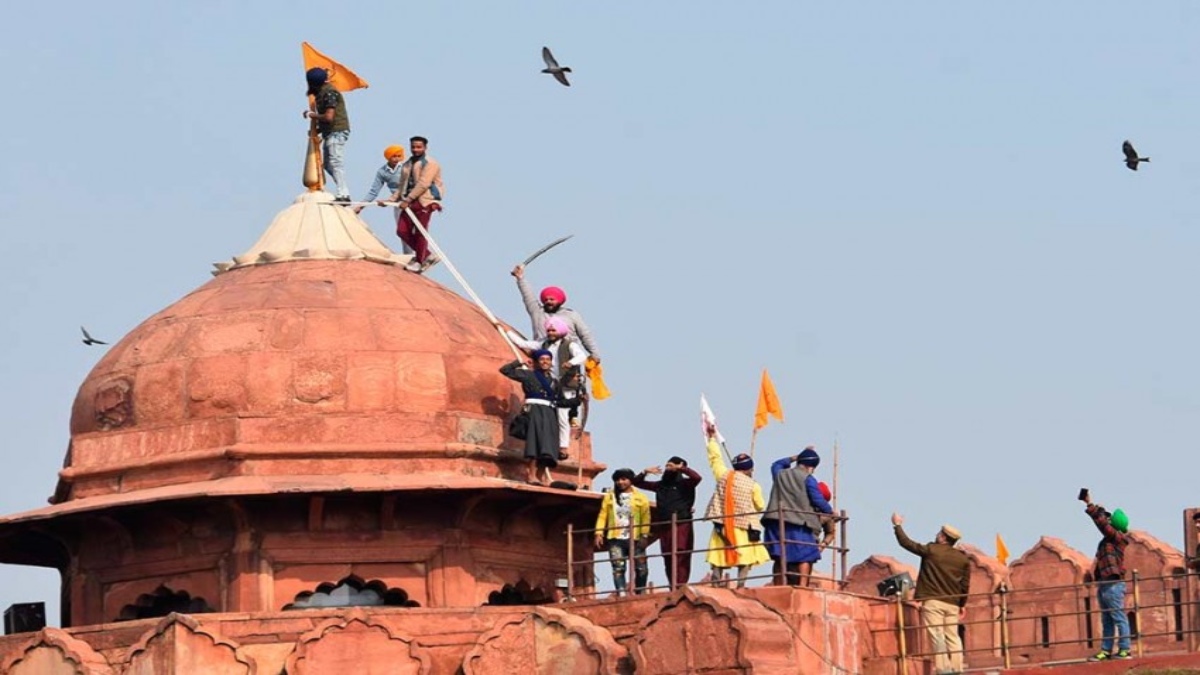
382;136;444;273
355;145;412;254
303;68;352;202
510;264;600;362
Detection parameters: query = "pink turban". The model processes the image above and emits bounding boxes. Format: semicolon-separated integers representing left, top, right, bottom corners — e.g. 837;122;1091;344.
544;317;570;336
539;286;567;304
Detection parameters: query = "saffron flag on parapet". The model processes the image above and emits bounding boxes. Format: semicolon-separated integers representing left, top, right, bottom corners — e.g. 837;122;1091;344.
302;42;369;92
753;369;784;430
996;533;1009;566
700;394;727;444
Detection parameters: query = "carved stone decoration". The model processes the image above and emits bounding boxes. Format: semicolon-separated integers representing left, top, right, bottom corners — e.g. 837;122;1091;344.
631;586;799;674
0;627;114;675
461;607;627;675
93;377;134;430
285;608;431;674
124;613;254;675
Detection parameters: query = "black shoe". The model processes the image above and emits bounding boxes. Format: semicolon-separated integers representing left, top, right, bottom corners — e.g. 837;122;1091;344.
333;196;351;204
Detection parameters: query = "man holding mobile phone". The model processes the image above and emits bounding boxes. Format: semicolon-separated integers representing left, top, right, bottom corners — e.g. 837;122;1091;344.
1080;489;1132;661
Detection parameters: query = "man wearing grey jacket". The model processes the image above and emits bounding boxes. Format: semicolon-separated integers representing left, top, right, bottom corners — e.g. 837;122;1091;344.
510;264;601;362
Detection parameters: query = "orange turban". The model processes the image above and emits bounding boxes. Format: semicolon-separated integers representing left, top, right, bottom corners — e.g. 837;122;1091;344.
383;145;406;160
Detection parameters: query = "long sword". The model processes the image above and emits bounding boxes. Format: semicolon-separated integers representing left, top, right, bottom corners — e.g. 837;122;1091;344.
522;235;574;266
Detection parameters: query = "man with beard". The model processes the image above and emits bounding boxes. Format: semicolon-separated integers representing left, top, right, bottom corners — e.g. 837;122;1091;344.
499;349;561;485
594;468;651;596
502;317;588;460
634;457;703;588
510;264;601;362
303;68;352;202
383;136;444;272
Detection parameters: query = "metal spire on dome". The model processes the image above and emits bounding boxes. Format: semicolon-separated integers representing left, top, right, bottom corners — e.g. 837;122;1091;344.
211;192;411;274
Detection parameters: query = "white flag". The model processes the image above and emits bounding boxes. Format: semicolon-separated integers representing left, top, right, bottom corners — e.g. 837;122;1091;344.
700;393;727;444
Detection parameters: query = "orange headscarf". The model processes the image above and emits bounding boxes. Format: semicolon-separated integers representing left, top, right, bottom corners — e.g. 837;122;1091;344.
723;471;740;566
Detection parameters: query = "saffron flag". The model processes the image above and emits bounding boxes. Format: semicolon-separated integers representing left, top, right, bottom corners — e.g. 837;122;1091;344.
996;533;1009;565
700;394;726;444
302;42;370;92
753;369;784;430
585;357;610;400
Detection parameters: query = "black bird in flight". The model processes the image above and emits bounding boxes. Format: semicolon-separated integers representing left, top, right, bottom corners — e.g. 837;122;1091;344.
1122;140;1149;171
81;326;108;346
541;47;572;87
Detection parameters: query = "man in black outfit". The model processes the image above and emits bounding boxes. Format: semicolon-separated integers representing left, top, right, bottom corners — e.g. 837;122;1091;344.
634;457;702;588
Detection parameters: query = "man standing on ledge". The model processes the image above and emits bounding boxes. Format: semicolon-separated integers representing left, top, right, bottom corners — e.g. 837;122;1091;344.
384;136;444;272
1081;490;1132;662
891;513;970;675
303;68;351;202
634;457;703;588
510;264;601;362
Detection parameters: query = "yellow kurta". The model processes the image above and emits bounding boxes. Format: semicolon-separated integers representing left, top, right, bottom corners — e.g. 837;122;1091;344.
704;440;771;568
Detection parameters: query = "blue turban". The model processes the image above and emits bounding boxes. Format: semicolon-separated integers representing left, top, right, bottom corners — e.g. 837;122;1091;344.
531;349;553;361
306;67;329;85
732;453;754;471
797;448;820;467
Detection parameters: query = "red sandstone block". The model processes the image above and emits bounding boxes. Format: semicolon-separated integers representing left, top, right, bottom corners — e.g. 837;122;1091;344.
266;279;338;309
186;354;249;418
244;351;295;415
335;279;416;309
370;310;447;352
393;352;449;412
346;352;397;411
133;360;187;425
198;283;273;314
183;313;269;356
303;308;376;352
445;353;522;415
268;309;305;350
291;353;347;409
125;320;191;367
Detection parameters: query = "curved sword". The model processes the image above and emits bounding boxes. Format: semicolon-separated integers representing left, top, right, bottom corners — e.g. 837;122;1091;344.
522;235;574;267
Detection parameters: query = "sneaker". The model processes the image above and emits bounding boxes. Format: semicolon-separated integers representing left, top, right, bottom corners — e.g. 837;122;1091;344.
1112;649;1131;659
333;195;351;204
404;261;423;273
1088;651;1111;661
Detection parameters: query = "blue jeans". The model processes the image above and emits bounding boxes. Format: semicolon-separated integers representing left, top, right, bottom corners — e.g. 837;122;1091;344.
606;538;648;595
1097;580;1130;652
322;130;350;197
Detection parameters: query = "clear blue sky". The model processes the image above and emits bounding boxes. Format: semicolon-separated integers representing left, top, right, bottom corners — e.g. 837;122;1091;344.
3;1;1199;621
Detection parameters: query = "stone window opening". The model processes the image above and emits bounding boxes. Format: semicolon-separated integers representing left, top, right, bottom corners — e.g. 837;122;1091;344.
117;585;214;621
1083;596;1094;648
284;575;419;610
484;581;552;606
1039;616;1050;648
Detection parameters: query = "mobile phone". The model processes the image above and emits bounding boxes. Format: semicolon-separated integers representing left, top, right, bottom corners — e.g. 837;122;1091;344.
1078;488;1090;501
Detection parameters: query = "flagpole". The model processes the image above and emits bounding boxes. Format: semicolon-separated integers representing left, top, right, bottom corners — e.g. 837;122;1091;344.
832;435;839;514
749;428;759;457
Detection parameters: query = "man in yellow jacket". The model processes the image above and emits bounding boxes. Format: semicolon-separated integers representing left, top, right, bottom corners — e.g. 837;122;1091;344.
594;468;652;596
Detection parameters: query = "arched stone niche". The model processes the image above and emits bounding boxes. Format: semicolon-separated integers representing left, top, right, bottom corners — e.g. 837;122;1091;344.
0;628;114;675
124;613;254;675
632;586;799;674
285;608;431;674
461;607;627;674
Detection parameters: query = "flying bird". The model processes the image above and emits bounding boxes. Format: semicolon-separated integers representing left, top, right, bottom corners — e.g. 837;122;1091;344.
1122;140;1149;171
541;47;572;87
80;326;108;346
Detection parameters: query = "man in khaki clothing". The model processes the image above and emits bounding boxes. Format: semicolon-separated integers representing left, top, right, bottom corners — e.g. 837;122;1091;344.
892;513;971;675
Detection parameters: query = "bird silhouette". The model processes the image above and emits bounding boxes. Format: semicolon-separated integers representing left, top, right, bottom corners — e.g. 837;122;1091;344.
541;47;572;87
1122;140;1149;171
81;326;108;346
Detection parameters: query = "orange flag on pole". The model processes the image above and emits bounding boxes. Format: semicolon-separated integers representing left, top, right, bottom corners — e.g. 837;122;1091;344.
996;533;1010;565
302;42;369;92
753;369;784;430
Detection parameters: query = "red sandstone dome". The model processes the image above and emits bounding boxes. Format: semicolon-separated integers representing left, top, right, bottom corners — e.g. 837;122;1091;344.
41;192;601;509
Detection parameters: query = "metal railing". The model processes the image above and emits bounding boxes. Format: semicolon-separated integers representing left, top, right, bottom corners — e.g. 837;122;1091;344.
872;569;1200;673
565;500;850;600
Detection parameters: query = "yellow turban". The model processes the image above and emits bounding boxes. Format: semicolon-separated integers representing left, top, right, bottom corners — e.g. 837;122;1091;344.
383;145;406;160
